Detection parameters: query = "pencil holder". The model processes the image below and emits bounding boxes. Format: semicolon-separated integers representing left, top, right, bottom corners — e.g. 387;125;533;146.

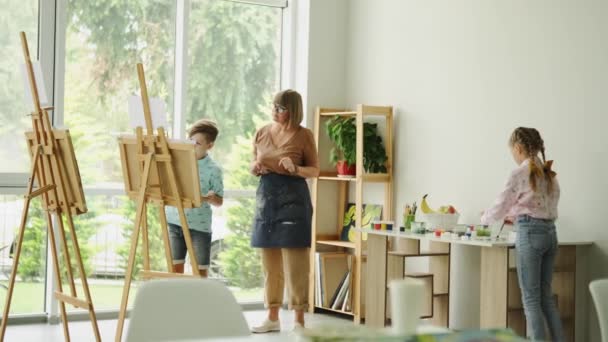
404;214;415;230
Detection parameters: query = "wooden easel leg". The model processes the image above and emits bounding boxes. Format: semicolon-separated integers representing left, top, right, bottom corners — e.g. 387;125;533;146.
0;150;41;339
41;126;100;340
157;205;174;272
46;211;71;342
47;153;78;299
63;213;101;341
142;202;150;272
160;151;200;274
178;207;201;276
116;153;153;342
115;212;143;342
0;197;32;338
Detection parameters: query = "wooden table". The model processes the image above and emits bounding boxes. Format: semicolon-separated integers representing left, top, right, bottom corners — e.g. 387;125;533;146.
359;228;591;341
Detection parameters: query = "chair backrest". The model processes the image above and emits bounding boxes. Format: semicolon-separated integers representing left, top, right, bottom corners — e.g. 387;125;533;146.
125;278;250;342
590;278;608;342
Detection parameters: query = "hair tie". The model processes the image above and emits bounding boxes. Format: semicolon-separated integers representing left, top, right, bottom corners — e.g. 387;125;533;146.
543;160;557;178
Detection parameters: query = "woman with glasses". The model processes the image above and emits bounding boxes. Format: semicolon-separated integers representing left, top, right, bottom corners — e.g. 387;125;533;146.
249;89;320;333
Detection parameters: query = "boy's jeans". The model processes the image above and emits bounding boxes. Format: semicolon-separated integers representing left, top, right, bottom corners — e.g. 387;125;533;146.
516;215;565;342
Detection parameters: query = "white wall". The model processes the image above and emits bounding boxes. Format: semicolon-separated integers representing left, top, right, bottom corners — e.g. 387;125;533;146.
338;0;608;340
304;0;348;127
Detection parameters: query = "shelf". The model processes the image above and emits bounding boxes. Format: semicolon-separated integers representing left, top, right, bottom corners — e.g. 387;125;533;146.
389;251;450;257
404;272;433;278
509;266;574;273
314;305;355;316
316;240;355;248
433;293;449;297
319;111;357;117
361;105;392;117
317;171;390;183
318;172;356;182
318;106;392;117
363;173;391;182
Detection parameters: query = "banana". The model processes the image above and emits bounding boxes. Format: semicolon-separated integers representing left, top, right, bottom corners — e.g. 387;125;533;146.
420;194;436;214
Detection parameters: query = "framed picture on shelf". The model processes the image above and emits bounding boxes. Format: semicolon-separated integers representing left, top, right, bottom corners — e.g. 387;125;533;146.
340;203;383;242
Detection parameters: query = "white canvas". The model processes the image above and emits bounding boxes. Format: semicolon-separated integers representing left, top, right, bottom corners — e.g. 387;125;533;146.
128;95;168;130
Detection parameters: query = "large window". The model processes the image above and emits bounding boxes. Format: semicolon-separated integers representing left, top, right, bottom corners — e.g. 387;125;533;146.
59;0;286;309
62;0;177;310
0;1;47;317
0;1;38;174
0;0;287;317
185;0;284;301
0;195;47;315
64;0;176;186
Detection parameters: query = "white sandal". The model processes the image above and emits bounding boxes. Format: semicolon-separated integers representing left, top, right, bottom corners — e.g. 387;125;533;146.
251;319;281;333
292;322;306;333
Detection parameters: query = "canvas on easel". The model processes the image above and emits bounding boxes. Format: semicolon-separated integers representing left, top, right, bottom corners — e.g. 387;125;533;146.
114;63;203;342
0;32;101;342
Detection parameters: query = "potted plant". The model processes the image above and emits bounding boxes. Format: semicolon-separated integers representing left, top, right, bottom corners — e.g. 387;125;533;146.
326;116;388;176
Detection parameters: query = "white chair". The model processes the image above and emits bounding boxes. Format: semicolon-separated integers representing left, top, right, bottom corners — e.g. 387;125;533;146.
125;278;250;342
590;278;608;342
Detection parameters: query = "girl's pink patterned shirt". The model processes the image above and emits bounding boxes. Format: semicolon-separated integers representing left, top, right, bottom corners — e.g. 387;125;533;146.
481;158;560;225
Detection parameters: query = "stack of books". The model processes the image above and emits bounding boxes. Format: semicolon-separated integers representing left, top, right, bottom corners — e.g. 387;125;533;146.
315;252;353;312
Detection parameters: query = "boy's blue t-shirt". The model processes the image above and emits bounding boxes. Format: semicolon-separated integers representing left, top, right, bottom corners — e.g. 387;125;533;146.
165;155;223;233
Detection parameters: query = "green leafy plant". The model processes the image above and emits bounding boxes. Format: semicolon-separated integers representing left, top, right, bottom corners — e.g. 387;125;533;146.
326;117;388;173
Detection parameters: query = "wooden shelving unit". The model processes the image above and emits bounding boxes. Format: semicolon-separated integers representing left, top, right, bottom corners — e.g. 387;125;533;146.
309;105;393;324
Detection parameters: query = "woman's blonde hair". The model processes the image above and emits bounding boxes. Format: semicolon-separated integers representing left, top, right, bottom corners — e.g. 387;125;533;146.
274;89;303;129
509;127;557;192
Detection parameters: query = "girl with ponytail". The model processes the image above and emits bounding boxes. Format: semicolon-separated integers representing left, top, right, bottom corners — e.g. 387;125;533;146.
481;127;564;341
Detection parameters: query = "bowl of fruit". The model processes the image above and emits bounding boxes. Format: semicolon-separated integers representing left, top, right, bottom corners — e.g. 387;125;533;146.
420;194;460;231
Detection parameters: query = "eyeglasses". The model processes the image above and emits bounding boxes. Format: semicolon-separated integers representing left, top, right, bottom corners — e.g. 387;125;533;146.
272;104;287;113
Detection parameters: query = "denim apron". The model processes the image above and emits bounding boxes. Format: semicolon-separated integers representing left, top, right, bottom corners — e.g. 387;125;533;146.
251;173;312;248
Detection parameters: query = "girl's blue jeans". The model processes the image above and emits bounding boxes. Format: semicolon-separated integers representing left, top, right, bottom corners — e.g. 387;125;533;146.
516;215;565;341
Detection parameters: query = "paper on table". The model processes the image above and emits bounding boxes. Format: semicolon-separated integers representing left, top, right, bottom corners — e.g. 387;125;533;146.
128;95;168;130
21;61;49;107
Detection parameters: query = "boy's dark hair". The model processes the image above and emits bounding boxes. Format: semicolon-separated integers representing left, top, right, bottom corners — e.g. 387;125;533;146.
188;119;219;142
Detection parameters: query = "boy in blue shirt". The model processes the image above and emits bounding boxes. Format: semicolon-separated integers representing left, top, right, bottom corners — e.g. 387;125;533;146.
165;119;223;277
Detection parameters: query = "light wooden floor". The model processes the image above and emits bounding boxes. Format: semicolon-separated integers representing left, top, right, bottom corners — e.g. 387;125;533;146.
2;309;353;342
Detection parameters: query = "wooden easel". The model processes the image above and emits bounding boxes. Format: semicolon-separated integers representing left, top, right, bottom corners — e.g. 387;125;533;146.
0;32;101;342
115;63;203;342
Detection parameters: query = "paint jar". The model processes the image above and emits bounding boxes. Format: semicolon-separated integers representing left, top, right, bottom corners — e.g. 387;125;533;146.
372;220;395;231
411;222;426;234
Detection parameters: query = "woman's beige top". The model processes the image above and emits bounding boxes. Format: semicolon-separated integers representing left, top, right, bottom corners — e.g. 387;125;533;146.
253;124;319;176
